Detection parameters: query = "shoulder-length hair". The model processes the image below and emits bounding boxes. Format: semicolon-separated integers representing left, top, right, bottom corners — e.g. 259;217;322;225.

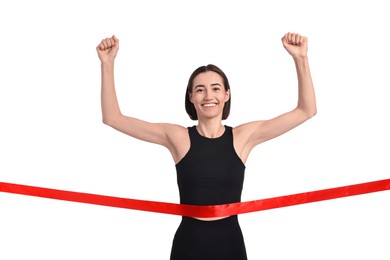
185;64;231;120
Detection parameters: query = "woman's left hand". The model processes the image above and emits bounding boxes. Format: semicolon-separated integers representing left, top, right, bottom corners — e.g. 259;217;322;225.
282;32;308;58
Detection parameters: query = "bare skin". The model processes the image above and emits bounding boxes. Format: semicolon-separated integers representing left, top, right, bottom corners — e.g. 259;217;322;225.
97;32;316;221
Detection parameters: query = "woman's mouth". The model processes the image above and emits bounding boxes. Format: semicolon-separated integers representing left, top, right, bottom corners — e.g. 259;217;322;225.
202;103;218;107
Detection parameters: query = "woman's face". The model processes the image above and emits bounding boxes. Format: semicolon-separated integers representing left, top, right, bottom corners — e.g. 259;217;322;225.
189;71;230;120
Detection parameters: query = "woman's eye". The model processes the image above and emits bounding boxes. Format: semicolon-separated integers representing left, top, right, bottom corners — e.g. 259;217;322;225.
196;89;204;93
213;88;220;91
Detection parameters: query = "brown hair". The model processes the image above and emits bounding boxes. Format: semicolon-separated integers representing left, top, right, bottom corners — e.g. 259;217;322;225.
185;64;231;120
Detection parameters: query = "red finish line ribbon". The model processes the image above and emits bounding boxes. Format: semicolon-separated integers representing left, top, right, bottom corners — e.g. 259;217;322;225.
1;179;389;218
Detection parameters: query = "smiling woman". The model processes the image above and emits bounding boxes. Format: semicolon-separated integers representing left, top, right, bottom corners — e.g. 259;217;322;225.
96;32;316;259
185;64;231;121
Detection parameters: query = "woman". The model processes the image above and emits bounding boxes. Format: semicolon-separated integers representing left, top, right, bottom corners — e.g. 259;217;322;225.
96;32;316;259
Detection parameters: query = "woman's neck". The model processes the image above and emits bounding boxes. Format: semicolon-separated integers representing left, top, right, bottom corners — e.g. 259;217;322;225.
196;119;225;138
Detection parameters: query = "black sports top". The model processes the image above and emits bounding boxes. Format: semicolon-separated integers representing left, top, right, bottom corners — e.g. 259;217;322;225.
176;126;245;206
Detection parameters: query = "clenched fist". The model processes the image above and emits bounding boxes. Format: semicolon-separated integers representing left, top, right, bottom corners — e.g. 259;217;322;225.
282;32;308;58
96;35;119;63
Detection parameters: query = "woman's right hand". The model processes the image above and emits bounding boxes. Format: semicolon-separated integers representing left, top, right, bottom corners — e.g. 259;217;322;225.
96;35;119;63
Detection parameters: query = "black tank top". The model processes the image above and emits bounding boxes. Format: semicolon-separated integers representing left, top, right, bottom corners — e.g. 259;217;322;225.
176;126;245;206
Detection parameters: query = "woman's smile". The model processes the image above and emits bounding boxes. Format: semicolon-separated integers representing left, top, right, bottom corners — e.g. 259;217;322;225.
202;102;218;108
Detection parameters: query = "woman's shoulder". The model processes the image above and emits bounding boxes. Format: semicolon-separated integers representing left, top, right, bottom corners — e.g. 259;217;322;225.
163;123;189;133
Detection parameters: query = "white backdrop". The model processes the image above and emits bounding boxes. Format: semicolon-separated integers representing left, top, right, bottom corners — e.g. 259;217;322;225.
1;0;389;259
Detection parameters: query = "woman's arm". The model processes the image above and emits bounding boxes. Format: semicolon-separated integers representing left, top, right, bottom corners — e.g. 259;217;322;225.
234;32;317;160
97;36;186;150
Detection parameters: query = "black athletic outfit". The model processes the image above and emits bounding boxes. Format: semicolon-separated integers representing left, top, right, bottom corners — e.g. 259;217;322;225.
170;126;247;260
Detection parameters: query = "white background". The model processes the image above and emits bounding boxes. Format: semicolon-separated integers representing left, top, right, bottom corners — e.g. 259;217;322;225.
1;0;389;259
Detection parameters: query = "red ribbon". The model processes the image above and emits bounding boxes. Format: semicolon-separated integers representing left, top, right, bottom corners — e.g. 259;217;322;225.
1;179;389;218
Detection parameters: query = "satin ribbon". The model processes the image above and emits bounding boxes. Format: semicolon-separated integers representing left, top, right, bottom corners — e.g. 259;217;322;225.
1;179;389;218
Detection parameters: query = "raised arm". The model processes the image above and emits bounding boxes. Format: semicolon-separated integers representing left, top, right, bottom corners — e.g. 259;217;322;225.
96;36;187;159
234;32;317;162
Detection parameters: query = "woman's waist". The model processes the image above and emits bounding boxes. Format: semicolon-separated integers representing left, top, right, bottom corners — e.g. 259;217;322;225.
183;215;238;222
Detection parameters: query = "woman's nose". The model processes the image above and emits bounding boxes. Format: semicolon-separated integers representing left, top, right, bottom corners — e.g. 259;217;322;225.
204;90;213;100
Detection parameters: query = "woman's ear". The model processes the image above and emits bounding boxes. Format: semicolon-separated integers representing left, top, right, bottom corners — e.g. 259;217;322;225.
225;89;230;102
189;92;193;103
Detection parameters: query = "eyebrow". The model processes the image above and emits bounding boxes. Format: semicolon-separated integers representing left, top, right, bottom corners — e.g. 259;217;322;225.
194;83;222;89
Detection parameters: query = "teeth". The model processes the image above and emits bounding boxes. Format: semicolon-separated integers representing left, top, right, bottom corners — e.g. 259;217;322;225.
203;103;217;107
